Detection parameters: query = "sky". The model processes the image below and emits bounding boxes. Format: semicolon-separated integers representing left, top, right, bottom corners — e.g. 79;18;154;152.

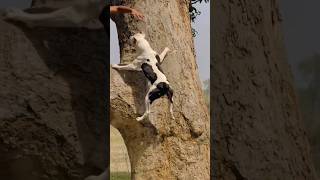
110;2;210;81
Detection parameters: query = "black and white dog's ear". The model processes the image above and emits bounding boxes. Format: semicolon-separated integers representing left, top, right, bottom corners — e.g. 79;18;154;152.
130;36;137;45
141;32;146;38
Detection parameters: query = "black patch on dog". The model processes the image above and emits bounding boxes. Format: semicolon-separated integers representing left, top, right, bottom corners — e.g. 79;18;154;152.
148;82;171;104
156;62;164;73
141;63;157;84
132;38;137;44
155;54;161;63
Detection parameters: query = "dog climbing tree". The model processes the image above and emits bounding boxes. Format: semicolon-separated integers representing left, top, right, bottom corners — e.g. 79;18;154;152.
110;0;210;179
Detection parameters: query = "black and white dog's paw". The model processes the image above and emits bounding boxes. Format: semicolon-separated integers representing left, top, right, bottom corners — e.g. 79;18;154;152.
136;113;149;121
111;64;120;69
166;47;178;54
136;116;145;121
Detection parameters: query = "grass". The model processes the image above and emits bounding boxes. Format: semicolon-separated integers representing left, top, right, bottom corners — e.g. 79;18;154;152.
110;126;131;172
110;172;131;180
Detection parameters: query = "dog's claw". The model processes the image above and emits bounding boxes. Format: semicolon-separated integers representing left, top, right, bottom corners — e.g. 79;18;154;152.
136;116;144;121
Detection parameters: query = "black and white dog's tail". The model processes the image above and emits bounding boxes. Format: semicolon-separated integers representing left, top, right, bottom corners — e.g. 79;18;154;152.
167;87;175;119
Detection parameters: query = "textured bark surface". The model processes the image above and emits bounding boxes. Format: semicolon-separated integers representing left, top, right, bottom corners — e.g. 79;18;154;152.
30;0;79;9
0;17;107;179
212;0;318;179
110;0;210;179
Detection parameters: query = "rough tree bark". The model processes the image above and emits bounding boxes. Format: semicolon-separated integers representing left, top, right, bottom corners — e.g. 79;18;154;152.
212;0;318;179
0;7;107;180
110;0;210;179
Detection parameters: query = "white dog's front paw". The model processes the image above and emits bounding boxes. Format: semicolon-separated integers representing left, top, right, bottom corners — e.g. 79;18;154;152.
111;64;119;69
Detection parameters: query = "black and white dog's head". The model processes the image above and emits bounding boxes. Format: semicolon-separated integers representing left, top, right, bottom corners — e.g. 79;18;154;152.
130;32;145;43
130;33;154;53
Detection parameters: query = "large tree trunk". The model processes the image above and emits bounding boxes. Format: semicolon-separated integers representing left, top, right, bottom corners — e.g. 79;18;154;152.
110;0;210;179
0;11;107;180
212;0;318;179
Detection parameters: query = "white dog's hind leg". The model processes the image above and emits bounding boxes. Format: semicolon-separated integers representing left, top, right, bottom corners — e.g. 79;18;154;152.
136;94;151;121
137;85;156;121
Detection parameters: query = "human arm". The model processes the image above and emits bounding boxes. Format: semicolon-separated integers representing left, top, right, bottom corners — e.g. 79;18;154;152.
3;1;99;28
110;6;144;21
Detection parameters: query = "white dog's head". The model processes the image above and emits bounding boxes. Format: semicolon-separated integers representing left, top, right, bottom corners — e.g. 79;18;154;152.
130;33;145;44
129;33;151;52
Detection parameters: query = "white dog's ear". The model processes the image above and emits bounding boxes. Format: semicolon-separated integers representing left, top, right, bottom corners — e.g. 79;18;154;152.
130;36;137;45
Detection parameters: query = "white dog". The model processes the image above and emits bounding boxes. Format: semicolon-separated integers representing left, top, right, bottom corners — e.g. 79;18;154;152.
112;33;175;121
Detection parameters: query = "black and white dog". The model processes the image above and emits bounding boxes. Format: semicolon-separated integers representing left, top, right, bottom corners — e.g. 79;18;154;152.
112;33;175;121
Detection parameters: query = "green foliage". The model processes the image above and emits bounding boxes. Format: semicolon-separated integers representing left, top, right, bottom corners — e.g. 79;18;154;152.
189;0;210;37
189;0;210;22
110;172;131;180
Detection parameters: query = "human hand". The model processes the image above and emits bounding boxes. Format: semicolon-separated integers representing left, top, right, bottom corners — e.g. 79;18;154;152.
131;9;145;21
